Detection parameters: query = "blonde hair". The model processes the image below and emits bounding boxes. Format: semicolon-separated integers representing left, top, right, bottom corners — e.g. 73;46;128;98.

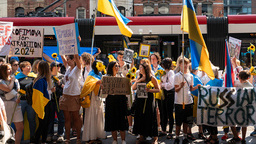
140;59;152;71
32;60;41;73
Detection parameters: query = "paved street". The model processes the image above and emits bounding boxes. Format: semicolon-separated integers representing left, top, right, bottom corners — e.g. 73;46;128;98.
20;125;256;144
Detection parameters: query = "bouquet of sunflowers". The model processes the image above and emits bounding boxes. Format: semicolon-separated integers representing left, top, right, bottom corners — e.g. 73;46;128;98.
96;61;107;74
126;67;137;81
155;69;166;78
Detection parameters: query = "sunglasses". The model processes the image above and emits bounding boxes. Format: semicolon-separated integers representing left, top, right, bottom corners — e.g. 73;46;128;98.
115;65;120;68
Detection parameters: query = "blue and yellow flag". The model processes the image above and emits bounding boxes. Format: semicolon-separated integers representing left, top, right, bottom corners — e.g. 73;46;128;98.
80;70;102;99
98;0;133;37
181;0;214;79
32;78;49;119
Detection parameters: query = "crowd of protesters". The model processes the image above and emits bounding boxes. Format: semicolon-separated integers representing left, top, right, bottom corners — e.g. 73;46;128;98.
0;50;256;144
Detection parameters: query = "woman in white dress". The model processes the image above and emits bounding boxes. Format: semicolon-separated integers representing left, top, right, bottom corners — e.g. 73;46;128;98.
81;60;105;143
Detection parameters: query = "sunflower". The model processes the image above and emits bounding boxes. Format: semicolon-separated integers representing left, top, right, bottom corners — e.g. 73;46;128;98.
103;69;107;74
51;53;58;59
131;75;135;80
159;70;164;75
96;62;104;71
131;67;137;73
133;52;138;58
108;55;117;63
146;81;154;89
172;61;176;67
248;44;255;52
126;73;131;79
52;76;59;82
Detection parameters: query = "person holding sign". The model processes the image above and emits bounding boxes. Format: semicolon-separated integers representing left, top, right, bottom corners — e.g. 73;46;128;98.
173;58;201;144
132;62;160;144
228;70;253;144
105;61;129;144
59;54;82;144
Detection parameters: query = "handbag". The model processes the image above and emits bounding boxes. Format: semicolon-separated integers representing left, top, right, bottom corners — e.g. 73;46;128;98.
5;90;17;100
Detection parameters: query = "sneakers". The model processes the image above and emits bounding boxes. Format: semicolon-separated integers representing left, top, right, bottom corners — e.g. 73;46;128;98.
146;136;152;140
250;130;256;136
112;140;118;144
128;127;133;135
174;138;180;144
57;135;64;142
221;135;228;140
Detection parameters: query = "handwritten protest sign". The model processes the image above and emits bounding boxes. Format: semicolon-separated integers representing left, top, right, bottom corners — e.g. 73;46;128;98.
53;23;80;55
9;27;44;57
197;86;256;127
0;22;13;56
102;76;131;95
229;36;242;59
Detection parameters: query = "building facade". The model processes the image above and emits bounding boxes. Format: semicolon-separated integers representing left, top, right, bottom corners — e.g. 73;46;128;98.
134;0;224;17
7;0;89;18
0;0;8;17
224;0;255;16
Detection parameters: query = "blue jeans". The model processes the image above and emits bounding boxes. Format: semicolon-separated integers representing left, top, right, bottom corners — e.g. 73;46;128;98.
20;100;36;138
48;100;65;136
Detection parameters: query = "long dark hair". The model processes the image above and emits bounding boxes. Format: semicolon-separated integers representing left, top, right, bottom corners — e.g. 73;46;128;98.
91;60;103;75
139;62;151;82
0;63;11;81
34;61;51;88
107;61;117;76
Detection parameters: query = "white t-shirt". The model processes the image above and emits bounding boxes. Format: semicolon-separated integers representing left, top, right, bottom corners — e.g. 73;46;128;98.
63;65;82;96
174;72;193;105
161;70;175;91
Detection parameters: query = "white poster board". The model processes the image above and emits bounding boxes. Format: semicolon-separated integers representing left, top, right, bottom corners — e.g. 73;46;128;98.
197;86;256;127
9;27;44;57
123;48;134;63
229;36;242;59
53;23;80;55
0;22;13;56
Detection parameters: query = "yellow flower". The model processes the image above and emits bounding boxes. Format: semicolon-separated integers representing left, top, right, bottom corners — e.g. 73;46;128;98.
103;69;107;74
19;89;26;95
250;66;256;75
133;52;137;58
51;53;58;59
96;62;104;71
146;81;154;89
126;73;131;79
131;75;135;80
108;55;116;63
248;44;255;52
131;67;137;73
172;61;176;67
159;70;164;75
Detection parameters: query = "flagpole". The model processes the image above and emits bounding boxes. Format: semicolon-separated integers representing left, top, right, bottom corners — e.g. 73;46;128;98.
182;0;185;110
89;0;98;68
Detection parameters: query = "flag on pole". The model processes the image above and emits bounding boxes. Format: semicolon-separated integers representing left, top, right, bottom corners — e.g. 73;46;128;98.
225;40;235;87
98;0;133;37
181;0;214;79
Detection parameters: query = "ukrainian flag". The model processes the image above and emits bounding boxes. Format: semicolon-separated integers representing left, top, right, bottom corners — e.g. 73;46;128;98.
181;0;214;79
32;78;50;119
81;70;102;99
98;0;133;37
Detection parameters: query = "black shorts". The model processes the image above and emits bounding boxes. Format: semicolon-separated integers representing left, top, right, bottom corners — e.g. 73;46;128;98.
175;104;193;126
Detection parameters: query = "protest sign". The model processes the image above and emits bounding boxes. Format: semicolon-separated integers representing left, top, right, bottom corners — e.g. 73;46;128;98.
137;83;148;98
53;23;80;55
102;76;131;95
197;86;256;127
0;22;13;56
228;36;242;59
123;48;134;63
9;27;44;57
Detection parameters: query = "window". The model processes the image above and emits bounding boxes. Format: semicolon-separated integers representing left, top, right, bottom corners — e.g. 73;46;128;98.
35;7;43;13
158;3;169;14
76;7;85;19
143;3;154;14
55;7;63;17
202;3;213;16
118;6;126;16
15;7;24;17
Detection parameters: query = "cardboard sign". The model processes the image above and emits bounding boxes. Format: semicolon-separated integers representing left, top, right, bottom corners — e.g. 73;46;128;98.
197;86;256;127
102;76;131;95
0;22;13;56
9;27;44;57
228;36;242;59
53;23;80;55
123;48;134;63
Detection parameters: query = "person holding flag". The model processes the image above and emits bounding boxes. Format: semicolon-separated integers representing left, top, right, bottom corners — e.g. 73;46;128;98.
32;61;54;144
